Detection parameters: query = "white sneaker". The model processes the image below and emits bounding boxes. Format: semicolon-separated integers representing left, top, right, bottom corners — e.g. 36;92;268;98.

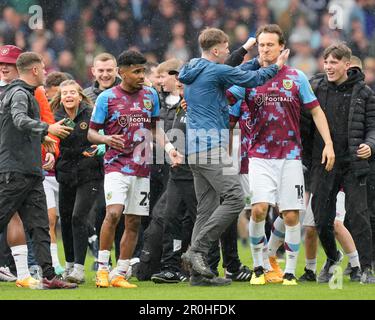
65;269;85;284
0;266;17;282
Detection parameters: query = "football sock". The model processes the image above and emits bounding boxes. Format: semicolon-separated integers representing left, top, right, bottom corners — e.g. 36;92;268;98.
11;245;30;280
249;218;265;269
284;223;301;275
117;259;130;277
305;258;317;272
347;251;360;268
262;237;271;271
50;243;61;268
98;250;111;271
268;216;285;257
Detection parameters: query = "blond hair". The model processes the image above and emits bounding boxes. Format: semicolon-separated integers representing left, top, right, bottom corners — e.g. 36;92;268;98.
50;80;93;113
198;28;229;51
157;58;183;74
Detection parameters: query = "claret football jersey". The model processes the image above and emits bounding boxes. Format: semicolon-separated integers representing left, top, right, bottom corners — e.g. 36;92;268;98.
90;84;160;177
227;65;319;160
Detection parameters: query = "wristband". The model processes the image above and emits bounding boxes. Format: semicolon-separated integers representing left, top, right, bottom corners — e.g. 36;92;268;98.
165;142;175;154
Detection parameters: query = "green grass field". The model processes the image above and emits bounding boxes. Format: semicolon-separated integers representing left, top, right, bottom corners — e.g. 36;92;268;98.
1;240;375;300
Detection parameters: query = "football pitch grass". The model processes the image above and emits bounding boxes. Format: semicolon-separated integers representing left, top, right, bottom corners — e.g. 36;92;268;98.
1;241;375;300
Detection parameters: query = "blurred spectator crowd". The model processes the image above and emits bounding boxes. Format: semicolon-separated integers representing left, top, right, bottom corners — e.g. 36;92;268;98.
0;0;375;90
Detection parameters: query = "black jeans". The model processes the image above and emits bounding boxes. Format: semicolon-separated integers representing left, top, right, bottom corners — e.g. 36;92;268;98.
0;172;55;279
59;179;101;265
160;178;196;272
367;160;375;263
88;180;125;261
136;191;167;280
311;161;372;269
150;164;169;219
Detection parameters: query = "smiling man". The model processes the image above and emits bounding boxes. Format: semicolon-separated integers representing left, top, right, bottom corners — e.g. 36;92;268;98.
88;50;181;289
302;43;375;284
83;53;121;103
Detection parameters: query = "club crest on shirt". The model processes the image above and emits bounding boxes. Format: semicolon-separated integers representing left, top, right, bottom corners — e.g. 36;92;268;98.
80;122;88;130
143;99;152;110
106;191;112;200
283;79;293;90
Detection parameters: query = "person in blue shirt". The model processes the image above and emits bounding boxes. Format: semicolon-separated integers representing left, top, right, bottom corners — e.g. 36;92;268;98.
178;27;289;286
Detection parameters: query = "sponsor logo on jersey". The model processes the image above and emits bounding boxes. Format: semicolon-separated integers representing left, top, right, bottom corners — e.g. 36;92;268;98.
131;102;141;111
254;94;266;106
118;115;129;127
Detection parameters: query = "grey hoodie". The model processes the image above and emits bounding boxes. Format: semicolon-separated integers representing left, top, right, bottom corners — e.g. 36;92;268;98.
0;79;49;176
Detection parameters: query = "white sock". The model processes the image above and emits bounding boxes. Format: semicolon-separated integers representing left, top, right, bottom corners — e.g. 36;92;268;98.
268;216;285;257
262;237;272;271
11;245;30;280
98;250;111;271
305;258;317;272
50;243;61;268
116;259;130;275
249;218;265;268
347;250;360;268
74;263;85;274
284;223;301;275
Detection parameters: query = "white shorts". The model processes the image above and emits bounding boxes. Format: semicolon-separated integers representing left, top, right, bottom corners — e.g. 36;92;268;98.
43;176;59;216
303;191;346;227
104;172;150;216
249;158;305;212
240;174;251;210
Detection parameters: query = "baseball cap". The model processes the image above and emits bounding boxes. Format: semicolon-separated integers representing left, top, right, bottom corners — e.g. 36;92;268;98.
0;45;23;64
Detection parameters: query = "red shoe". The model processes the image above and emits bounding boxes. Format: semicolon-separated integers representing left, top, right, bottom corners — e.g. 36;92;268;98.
42;276;78;289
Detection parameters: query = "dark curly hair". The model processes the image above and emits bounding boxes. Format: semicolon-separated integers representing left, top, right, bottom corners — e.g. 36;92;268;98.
117;50;146;67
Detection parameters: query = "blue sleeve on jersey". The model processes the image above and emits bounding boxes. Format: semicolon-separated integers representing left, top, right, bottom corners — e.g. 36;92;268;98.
229;99;242;117
296;70;318;104
91;91;109;124
228;85;246;101
150;87;160;118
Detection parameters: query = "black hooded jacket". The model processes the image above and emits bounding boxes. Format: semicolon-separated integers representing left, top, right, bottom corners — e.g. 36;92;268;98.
54;102;103;185
83;77;122;103
301;67;375;178
0;79;49;176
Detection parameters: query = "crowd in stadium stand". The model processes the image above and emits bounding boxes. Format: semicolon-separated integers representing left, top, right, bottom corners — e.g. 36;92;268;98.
0;0;374;89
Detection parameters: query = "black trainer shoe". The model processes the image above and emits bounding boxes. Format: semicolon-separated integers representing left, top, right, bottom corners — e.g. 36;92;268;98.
151;270;188;284
282;273;298;285
360;268;375;284
299;268;317;282
343;262;352;276
190;274;232;286
188;251;215;279
317;250;343;283
349;266;361;282
225;265;252;281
